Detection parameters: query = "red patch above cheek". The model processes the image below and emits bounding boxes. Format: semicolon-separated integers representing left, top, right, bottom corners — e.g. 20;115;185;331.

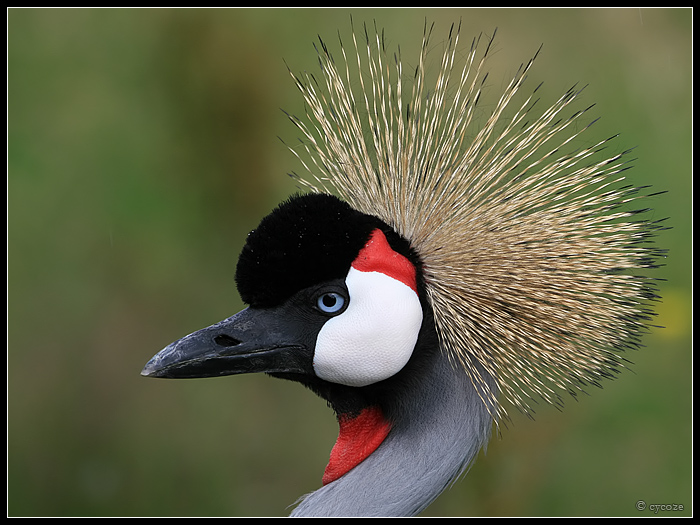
351;229;418;293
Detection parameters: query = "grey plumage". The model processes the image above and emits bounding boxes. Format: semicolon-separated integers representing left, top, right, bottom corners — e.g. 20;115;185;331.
291;341;495;516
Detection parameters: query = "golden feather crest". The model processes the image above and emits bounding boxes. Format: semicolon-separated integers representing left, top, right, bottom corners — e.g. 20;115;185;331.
285;20;664;421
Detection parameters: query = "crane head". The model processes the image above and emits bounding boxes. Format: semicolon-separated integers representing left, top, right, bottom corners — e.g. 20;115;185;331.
142;192;426;412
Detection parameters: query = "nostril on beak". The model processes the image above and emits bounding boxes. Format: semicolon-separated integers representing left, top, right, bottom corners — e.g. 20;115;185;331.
214;334;242;347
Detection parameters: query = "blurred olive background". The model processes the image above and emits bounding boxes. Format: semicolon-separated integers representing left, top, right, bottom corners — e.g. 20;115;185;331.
8;8;691;517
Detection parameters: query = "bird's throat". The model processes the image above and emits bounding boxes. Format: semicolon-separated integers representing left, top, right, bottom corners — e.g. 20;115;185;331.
322;405;392;485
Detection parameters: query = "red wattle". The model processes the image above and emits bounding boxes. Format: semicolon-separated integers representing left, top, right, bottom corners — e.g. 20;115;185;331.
322;405;392;485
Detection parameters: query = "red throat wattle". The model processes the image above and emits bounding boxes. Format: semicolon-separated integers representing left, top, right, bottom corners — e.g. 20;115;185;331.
322;406;392;485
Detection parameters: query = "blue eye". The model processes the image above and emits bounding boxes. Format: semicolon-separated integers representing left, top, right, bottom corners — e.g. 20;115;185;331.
317;292;346;314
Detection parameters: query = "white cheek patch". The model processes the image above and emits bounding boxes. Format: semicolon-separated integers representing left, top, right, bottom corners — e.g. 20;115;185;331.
313;266;423;387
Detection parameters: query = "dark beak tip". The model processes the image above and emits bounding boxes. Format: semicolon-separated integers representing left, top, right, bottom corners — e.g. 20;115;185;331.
140;359;162;378
140;337;199;379
141;347;177;378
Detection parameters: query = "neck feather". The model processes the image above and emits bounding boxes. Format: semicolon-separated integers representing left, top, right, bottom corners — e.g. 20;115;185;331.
290;348;495;517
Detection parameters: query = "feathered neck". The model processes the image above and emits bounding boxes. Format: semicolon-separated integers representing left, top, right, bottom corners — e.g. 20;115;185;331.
290;344;495;517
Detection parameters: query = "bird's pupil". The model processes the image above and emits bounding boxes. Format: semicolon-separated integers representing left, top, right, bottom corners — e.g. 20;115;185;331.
323;294;337;307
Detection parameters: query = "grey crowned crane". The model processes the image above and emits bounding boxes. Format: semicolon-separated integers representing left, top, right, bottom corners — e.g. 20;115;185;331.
142;22;664;517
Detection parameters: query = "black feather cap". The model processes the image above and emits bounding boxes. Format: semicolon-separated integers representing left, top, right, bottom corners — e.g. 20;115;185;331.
236;193;417;308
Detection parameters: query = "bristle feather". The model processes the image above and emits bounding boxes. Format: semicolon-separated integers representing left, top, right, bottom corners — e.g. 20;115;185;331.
286;22;663;421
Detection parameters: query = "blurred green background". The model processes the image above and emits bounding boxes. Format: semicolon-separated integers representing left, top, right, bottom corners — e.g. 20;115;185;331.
8;8;691;517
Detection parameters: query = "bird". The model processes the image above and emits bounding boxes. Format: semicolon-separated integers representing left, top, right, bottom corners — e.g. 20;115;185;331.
141;20;665;517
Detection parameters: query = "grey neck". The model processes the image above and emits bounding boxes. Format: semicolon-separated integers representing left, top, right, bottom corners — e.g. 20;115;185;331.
290;349;496;517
